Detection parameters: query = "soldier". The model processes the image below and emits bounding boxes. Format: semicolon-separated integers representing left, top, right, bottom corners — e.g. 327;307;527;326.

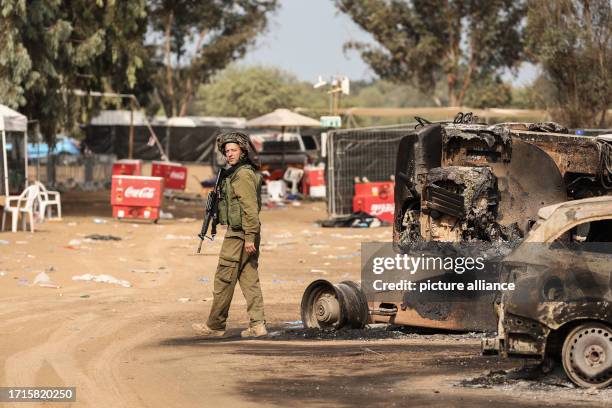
192;132;267;338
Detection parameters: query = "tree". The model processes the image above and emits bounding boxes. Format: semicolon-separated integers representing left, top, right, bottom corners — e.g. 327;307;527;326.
147;0;277;118
526;0;612;127
193;66;313;118
0;0;148;143
335;0;526;106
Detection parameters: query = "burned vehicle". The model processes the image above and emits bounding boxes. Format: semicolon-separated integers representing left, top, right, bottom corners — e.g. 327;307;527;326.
394;122;612;245
301;119;612;333
483;196;612;388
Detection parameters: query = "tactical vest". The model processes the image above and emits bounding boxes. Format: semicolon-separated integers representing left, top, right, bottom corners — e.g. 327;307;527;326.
218;164;263;229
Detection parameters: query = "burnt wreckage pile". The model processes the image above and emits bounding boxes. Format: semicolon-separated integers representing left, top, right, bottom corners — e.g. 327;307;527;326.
301;119;611;333
394;121;612;246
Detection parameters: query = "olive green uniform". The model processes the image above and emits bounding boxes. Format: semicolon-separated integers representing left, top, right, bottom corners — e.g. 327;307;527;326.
206;165;265;330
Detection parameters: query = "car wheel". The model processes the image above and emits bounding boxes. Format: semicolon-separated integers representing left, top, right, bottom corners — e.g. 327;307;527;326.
562;322;612;388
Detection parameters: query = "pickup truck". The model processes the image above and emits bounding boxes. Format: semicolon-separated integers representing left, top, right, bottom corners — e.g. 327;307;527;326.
255;132;321;179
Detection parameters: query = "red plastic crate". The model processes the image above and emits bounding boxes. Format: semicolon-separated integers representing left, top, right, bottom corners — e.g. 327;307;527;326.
151;161;187;191
112;159;142;176
352;182;395;223
302;166;325;196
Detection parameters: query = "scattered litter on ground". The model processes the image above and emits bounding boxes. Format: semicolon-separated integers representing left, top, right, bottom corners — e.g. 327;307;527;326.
324;253;360;259
268;325;488;341
160;210;174;220
310;269;327;274
301;229;323;236
331;233;369;239
177;297;191;303
454;364;612;397
319;212;386;228
72;274;131;288
68;239;82;246
93;218;107;224
0;271;6;276
130;268;159;274
309;244;326;248
17;278;28;286
260;241;297;250
16;241;27;245
202;297;213;302
283;320;303;329
119;257;127;262
198;277;209;283
272;279;289;284
0;240;9;245
80;294;90;298
33;271;60;288
164;234;192;240
272;232;293;239
67;222;77;227
178;218;196;223
85;234;122;241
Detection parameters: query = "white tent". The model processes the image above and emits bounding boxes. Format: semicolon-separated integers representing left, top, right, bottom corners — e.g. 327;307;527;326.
0;105;28;132
1;104;28;196
245;108;320;128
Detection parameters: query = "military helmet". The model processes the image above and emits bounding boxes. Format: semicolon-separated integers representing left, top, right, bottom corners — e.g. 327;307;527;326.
216;131;260;168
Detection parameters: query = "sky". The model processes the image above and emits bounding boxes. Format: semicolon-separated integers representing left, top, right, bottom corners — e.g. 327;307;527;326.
242;0;537;86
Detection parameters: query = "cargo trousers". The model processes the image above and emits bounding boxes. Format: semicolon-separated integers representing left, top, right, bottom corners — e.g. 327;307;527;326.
206;232;265;330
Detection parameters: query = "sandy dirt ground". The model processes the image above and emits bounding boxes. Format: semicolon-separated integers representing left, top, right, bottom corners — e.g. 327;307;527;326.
0;192;610;407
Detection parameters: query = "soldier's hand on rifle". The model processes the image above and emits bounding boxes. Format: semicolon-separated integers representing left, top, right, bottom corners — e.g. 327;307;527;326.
245;242;257;256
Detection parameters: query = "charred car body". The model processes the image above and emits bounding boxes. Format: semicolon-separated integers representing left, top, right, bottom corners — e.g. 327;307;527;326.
301;120;612;333
483;196;612;388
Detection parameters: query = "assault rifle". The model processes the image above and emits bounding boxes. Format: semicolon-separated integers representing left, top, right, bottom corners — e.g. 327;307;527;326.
197;168;223;253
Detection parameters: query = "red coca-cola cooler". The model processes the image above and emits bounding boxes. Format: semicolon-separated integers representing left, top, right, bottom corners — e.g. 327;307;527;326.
111;175;164;221
302;165;326;197
353;181;395;223
151;161;188;191
112;159;142;176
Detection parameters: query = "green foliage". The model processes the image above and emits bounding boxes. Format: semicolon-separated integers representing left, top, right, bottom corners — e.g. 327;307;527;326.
194;66;308;118
463;76;512;109
0;0;148;143
192;65;448;119
146;0;278;117
526;0;612;127
335;0;526;106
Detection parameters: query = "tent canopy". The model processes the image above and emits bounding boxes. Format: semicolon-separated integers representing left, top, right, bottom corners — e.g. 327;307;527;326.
0;104;27;132
245;109;320;128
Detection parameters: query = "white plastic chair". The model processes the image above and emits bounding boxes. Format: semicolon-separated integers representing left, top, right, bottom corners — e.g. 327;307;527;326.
283;167;304;195
34;181;62;220
2;184;40;232
266;180;287;202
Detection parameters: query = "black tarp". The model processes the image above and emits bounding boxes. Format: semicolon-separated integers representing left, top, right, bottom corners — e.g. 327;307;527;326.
83;125;226;163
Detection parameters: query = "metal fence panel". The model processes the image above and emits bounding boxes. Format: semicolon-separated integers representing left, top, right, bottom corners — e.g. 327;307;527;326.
327;125;417;218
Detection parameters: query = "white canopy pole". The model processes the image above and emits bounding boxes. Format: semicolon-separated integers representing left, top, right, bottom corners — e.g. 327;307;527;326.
2;129;8;196
23;127;28;188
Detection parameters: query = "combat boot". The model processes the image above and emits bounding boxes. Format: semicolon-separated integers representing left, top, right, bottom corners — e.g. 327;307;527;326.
241;322;267;338
192;323;225;338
